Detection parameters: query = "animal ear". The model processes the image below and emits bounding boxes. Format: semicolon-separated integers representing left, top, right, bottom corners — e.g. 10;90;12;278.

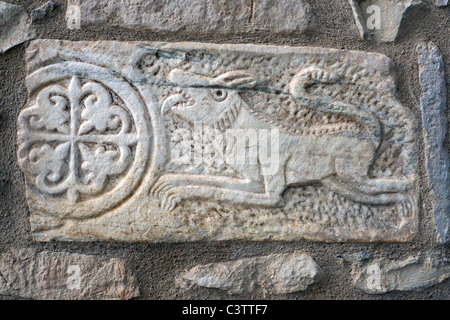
214;70;258;88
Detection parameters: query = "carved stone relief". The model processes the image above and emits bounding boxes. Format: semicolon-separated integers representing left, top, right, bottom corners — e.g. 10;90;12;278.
19;40;418;242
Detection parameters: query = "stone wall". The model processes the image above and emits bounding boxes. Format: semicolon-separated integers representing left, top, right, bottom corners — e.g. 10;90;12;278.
0;0;448;300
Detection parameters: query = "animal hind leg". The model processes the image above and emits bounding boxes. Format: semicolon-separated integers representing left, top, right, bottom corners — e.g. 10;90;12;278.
322;176;409;205
334;141;413;195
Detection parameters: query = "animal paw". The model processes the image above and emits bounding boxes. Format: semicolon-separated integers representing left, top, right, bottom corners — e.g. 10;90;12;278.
150;177;173;198
159;187;182;211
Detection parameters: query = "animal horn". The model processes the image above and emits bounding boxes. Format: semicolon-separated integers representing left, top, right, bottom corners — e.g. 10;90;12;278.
213;70;258;88
167;68;258;88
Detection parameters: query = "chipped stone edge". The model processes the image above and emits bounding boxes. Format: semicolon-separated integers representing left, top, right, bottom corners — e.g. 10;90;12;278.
347;0;424;43
436;0;448;7
0;2;36;54
347;0;368;40
0;248;140;300
351;253;450;294
176;252;323;296
65;0;315;34
417;42;450;245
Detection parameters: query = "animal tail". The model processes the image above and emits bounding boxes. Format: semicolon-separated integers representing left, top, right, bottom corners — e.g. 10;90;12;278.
289;66;382;150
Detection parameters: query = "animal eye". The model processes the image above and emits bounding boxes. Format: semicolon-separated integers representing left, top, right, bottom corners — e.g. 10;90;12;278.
211;89;228;102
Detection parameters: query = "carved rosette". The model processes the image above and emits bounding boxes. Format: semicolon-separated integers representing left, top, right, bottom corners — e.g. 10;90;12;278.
18;62;151;219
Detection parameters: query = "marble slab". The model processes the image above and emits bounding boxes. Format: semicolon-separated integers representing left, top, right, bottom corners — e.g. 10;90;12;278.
19;40;418;242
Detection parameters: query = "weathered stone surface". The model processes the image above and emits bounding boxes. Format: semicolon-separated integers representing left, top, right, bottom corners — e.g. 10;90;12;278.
337;251;373;263
417;42;450;245
436;0;448;7
176;252;322;296
19;40;418;242
65;0;314;33
348;0;423;43
31;1;56;22
0;248;139;299
0;1;36;53
352;253;450;294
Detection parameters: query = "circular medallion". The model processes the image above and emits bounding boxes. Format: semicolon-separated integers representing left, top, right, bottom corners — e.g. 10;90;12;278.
18;62;151;219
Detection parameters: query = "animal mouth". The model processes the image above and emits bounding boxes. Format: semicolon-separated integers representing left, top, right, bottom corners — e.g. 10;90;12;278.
174;92;196;110
161;91;195;115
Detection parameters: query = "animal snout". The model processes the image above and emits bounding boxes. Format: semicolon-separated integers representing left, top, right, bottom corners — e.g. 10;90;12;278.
161;92;195;115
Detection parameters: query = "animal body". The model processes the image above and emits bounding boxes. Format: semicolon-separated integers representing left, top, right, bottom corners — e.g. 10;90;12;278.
151;66;413;210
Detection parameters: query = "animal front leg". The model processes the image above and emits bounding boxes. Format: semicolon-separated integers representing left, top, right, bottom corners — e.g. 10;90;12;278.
156;184;285;211
150;174;264;210
151;174;264;195
151;173;286;210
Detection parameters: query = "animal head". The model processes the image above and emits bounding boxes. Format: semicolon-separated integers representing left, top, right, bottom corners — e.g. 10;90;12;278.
162;68;257;130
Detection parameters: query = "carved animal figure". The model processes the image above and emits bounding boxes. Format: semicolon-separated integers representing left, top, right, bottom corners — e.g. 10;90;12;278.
152;67;413;210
